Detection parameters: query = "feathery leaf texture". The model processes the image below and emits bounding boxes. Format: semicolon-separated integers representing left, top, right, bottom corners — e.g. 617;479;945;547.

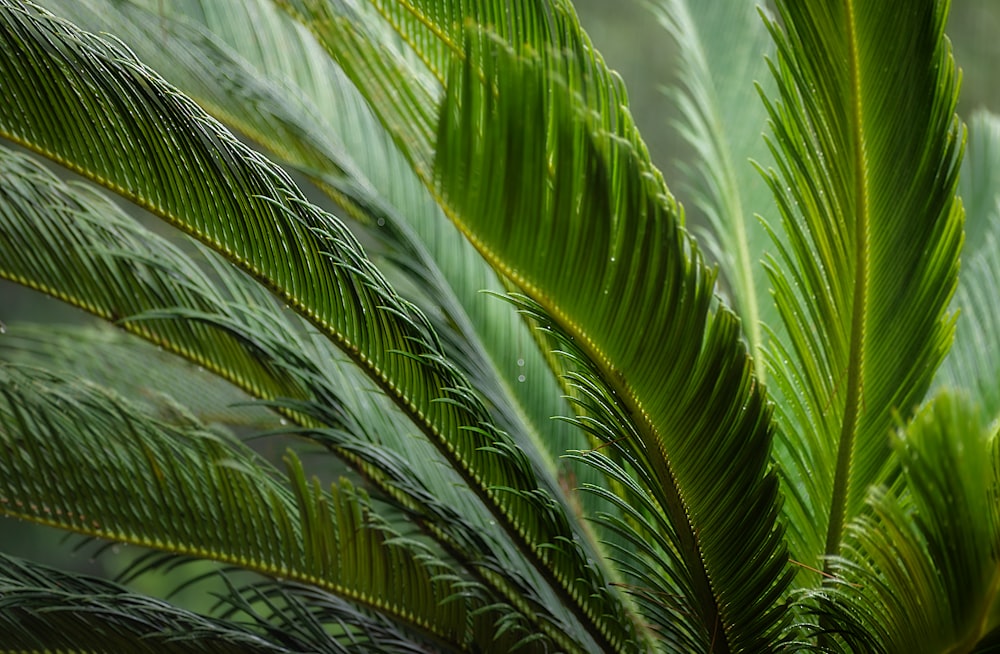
810;392;1000;652
431;25;790;654
761;0;964;574
0;3;619;650
651;0;778;360
0;363;486;649
0;554;298;653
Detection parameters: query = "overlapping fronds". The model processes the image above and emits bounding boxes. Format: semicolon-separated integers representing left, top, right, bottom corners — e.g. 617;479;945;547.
936;111;1000;426
0;3;623;650
270;1;792;650
809;392;1000;652
761;0;964;577
46;0;588;490
650;0;778;358
0;554;299;653
0;363;481;649
0;132;585;650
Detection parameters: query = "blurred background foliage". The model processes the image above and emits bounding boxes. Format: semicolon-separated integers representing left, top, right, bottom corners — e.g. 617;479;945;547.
1;0;998;612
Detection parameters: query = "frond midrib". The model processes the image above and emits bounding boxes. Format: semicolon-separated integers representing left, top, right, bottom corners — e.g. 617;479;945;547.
823;0;869;563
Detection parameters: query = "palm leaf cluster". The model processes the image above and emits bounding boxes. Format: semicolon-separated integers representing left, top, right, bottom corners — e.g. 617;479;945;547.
0;0;998;652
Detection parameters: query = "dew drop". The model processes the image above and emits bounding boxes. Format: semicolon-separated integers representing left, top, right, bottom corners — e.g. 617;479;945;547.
279;418;288;426
0;321;6;334
516;358;525;367
377;217;385;227
517;374;526;383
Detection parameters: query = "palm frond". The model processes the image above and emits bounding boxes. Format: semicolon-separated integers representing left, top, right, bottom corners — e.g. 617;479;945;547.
0;362;494;649
0;553;300;653
935;111;1000;427
0;8;620;652
761;0;964;578
433;27;790;651
650;0;778;359
0;322;280;431
809;391;1000;652
959;110;1000;258
274;1;791;649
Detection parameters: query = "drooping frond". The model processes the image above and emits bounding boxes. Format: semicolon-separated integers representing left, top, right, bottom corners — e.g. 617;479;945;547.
650;0;778;359
0;363;498;650
0;5;625;650
760;0;964;578
51;0;587;488
0;135;593;650
0;554;299;653
809;392;1000;653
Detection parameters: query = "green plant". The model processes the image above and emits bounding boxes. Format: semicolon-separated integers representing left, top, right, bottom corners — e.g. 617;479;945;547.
1;0;998;651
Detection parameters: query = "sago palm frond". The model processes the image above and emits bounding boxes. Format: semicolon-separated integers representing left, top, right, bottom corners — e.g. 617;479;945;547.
760;0;964;582
649;0;778;361
279;1;792;649
808;392;1000;652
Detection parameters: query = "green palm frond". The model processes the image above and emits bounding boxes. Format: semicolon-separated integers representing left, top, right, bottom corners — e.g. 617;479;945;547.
272;1;791;649
0;554;299;653
936;111;1000;426
809;392;1000;652
433;28;789;652
0;362;498;650
0;4;624;650
650;0;778;359
0;135;590;649
761;0;964;579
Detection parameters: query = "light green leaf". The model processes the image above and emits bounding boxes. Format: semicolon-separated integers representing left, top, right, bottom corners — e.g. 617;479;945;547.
761;0;964;579
650;0;778;360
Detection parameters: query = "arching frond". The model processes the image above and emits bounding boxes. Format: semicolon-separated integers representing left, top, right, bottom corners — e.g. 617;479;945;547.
809;392;1000;653
0;363;495;650
273;1;791;650
760;0;964;579
0;5;617;649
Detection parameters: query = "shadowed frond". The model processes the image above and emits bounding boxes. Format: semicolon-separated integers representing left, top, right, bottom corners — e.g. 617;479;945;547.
0;363;497;650
761;0;964;580
0;554;300;653
273;1;791;650
0;5;619;650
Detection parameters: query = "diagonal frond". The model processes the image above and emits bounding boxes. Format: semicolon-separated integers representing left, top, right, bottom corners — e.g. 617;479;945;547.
809;392;1000;653
46;0;589;498
274;1;792;650
650;0;778;360
0;322;280;431
0;554;299;654
0;6;612;649
761;0;964;579
0;363;486;650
